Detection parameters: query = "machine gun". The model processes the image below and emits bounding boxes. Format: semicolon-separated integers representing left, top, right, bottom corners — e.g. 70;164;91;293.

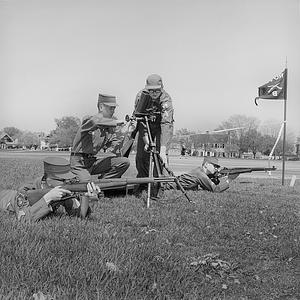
208;166;277;185
25;176;190;206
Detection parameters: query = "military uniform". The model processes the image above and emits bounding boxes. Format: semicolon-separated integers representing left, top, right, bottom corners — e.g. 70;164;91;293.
0;157;92;222
174;166;230;192
166;157;230;193
70;94;130;182
0;189;52;222
135;75;174;178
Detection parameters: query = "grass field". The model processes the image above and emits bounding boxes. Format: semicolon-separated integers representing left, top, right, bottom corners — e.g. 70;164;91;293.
0;154;299;299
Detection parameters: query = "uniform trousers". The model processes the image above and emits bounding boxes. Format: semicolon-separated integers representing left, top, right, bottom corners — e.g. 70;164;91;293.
135;123;161;178
70;154;130;182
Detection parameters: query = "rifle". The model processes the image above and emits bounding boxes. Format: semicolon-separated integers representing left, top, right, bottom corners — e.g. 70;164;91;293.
208;166;276;185
218;166;277;176
26;176;179;206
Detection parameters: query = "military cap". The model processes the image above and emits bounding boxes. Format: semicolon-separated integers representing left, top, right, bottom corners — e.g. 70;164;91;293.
203;156;220;167
145;74;163;90
43;157;75;180
98;93;118;107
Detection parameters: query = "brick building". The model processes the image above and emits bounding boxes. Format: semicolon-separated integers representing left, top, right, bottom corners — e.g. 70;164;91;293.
171;133;240;158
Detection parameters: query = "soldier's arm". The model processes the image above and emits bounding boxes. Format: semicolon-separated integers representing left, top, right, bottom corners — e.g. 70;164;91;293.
197;175;229;193
189;168;230;193
81;114;117;133
16;186;72;222
160;92;174;149
18;197;53;222
13;192;53;222
212;176;230;193
0;189;50;222
103;131;122;156
133;91;142;111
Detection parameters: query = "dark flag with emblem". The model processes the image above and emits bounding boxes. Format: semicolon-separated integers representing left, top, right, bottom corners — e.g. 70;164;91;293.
255;68;287;105
254;67;288;186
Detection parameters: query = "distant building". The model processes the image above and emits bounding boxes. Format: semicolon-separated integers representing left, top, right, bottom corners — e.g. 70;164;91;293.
0;132;15;149
170;133;240;158
188;133;239;158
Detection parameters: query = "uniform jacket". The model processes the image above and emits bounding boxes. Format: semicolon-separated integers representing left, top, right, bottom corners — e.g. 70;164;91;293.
177;166;230;192
71;113;122;155
135;89;174;148
0;178;82;222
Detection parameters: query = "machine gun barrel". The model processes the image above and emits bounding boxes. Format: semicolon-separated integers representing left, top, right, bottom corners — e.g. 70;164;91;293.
218;166;276;175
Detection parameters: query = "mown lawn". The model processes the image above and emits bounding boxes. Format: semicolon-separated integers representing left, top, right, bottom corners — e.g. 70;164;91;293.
0;157;299;300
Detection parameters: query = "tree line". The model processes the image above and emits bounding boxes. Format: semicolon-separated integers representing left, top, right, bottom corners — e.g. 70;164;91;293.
2;116;80;149
173;115;296;158
1;114;296;157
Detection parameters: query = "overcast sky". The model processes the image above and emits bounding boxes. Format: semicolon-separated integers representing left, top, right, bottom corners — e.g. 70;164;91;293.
1;0;299;137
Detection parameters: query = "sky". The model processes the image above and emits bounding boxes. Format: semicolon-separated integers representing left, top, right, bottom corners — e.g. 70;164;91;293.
1;0;300;137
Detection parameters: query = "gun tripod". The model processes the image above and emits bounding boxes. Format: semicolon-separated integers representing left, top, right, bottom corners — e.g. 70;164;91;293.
139;115;191;208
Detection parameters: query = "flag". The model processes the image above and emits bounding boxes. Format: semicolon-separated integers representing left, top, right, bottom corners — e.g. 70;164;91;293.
255;69;287;105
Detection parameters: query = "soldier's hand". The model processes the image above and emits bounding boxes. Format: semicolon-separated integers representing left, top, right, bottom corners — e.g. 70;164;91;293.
43;186;72;204
116;119;125;126
220;174;238;184
160;146;169;166
85;182;101;198
129;119;137;131
144;143;150;152
228;173;239;181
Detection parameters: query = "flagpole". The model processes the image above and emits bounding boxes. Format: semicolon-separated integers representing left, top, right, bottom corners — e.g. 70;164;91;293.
281;68;288;185
255;66;288;183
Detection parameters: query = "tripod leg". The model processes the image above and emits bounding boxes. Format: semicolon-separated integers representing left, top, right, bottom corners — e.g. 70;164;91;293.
141;116;191;204
157;153;192;203
151;151;191;202
153;151;163;177
174;177;192;203
147;152;153;208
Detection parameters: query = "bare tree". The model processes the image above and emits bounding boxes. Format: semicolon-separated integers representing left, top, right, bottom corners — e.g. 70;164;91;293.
217;114;260;157
260;119;282;137
260;119;296;156
172;128;196;151
3;127;22;139
240;129;262;158
18;131;40;148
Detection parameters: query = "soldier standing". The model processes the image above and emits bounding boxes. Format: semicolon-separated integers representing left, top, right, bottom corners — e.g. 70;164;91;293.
70;93;130;182
133;74;174;183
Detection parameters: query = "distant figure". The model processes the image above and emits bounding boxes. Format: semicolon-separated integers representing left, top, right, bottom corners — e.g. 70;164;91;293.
180;143;187;158
70;93;130;182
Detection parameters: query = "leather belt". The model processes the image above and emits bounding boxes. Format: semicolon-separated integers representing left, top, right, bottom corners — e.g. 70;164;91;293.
71;152;94;158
